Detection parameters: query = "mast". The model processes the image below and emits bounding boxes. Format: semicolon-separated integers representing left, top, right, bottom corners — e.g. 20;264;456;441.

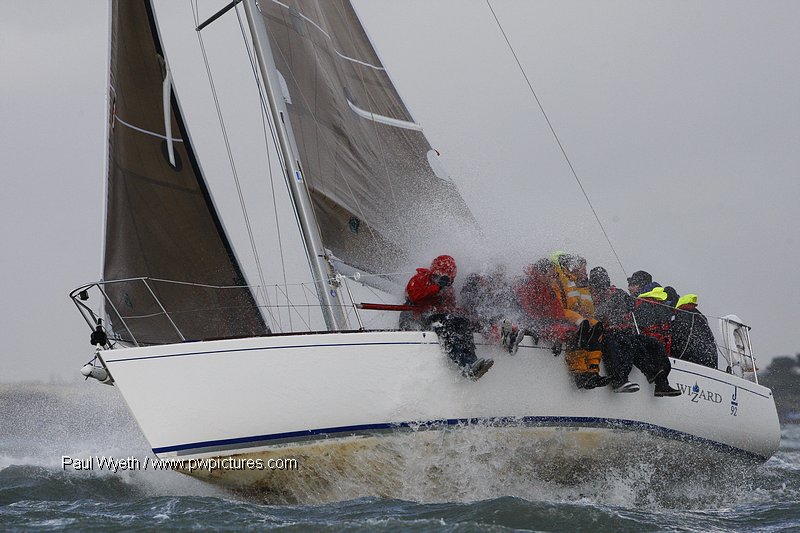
242;0;347;331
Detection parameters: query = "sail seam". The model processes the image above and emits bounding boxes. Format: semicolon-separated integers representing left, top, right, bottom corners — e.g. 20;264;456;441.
269;0;385;71
113;114;185;142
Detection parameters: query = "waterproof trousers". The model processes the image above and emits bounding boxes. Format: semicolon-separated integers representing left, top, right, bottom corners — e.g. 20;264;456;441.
425;313;478;368
565;320;604;374
603;331;672;386
565;348;603;373
400;310;479;369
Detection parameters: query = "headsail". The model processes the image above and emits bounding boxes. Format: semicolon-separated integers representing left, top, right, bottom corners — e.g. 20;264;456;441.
103;0;268;344
253;0;480;277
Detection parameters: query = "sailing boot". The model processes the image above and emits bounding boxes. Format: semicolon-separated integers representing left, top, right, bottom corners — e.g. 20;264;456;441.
551;340;563;356
574;373;612;389
652;363;680;396
500;320;513;351
464;358;494;381
646;368;665;384
584;350;611;388
654;379;681;397
612;381;641;393
573;372;591;389
509;328;525;354
501;321;525;355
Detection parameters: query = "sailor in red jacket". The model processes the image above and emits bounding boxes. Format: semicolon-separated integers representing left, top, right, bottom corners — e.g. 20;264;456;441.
516;258;610;389
405;254;457;315
400;255;493;380
516;258;576;347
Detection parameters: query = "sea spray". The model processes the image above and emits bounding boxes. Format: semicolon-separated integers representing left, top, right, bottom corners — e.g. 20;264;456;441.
0;382;224;500
2;383;800;530
0;382;770;507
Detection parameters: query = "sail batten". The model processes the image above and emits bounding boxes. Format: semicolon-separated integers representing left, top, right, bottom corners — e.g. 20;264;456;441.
103;0;269;344
112;114;185;143
345;99;423;131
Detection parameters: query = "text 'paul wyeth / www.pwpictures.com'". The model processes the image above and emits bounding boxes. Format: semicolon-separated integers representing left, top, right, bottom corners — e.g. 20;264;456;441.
61;455;299;473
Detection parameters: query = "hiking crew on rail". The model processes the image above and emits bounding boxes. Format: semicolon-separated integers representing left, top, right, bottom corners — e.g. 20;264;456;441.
400;254;720;390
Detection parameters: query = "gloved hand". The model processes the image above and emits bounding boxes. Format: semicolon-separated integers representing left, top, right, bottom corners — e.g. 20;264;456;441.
547;323;577;341
434;275;452;288
551;340;563;356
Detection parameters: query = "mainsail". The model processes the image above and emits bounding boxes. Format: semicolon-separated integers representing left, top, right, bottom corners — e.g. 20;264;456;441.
253;0;479;276
102;1;268;344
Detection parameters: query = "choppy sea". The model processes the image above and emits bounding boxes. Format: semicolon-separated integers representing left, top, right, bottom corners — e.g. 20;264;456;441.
1;382;799;532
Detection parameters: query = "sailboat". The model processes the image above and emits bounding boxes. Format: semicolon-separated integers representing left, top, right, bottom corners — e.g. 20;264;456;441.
72;0;780;494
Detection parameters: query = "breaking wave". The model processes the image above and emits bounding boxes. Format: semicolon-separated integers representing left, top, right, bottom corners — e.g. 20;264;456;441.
1;382;799;531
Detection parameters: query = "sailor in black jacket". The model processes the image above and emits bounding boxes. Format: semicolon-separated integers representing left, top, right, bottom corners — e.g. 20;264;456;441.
670;294;718;368
590;267;681;397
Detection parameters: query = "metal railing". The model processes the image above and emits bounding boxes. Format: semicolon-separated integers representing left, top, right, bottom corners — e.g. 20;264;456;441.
69;275;404;347
70;277;763;384
718;315;759;384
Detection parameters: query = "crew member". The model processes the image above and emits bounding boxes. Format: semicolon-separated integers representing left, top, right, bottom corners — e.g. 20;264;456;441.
671;294;717;368
590;267;681;397
542;252;610;389
633;286;674;355
461;265;525;354
627;270;653;300
402;255;493;380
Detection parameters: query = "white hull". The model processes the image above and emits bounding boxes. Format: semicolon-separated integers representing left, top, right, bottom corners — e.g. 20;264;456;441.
99;331;780;489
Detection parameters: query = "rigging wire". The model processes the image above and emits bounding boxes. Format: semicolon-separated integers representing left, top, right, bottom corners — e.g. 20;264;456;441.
485;0;627;278
234;4;293;331
190;1;278;330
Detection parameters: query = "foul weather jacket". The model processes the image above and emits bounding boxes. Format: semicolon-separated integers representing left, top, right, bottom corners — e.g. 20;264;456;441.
552;265;595;326
632;297;674;355
592;286;636;332
516;272;575;341
405;268;456;317
671;304;717;368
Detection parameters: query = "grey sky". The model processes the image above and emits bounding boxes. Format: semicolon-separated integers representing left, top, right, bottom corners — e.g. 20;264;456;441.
1;1;798;382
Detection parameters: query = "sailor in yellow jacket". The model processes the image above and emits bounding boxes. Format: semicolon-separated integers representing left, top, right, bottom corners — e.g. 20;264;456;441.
550;251;610;389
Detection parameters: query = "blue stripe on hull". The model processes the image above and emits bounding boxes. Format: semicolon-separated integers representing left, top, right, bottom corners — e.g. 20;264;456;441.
153;416;766;461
